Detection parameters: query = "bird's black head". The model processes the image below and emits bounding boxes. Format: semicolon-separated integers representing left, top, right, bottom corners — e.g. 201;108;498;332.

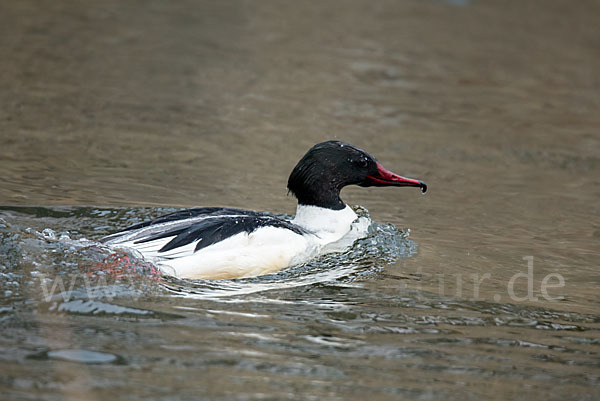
287;140;426;210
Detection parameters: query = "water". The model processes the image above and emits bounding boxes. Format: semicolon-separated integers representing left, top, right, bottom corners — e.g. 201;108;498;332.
1;0;599;400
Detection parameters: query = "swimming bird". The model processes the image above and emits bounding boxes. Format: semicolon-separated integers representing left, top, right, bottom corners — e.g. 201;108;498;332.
100;140;427;280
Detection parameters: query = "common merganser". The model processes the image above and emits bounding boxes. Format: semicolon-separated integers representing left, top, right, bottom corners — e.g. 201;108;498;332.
101;141;427;280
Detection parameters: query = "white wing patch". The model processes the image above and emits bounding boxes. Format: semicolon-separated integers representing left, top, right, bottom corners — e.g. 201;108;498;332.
103;216;312;279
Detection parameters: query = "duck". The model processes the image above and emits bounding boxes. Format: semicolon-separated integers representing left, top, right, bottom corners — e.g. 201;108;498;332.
100;140;427;280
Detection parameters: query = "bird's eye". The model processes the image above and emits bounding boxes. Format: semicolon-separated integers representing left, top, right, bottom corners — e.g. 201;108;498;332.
356;159;368;168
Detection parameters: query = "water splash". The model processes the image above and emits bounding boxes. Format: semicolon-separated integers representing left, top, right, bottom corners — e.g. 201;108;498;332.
0;205;417;302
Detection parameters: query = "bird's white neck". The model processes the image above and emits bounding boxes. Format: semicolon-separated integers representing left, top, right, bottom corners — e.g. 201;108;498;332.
292;204;358;238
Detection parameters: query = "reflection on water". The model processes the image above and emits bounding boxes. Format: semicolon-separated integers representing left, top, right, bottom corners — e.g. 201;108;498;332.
1;0;599;399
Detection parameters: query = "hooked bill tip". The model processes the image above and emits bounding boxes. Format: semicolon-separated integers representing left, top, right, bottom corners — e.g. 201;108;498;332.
420;182;427;194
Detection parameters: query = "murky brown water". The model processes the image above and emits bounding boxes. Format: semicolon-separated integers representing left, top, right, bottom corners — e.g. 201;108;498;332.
1;0;599;400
